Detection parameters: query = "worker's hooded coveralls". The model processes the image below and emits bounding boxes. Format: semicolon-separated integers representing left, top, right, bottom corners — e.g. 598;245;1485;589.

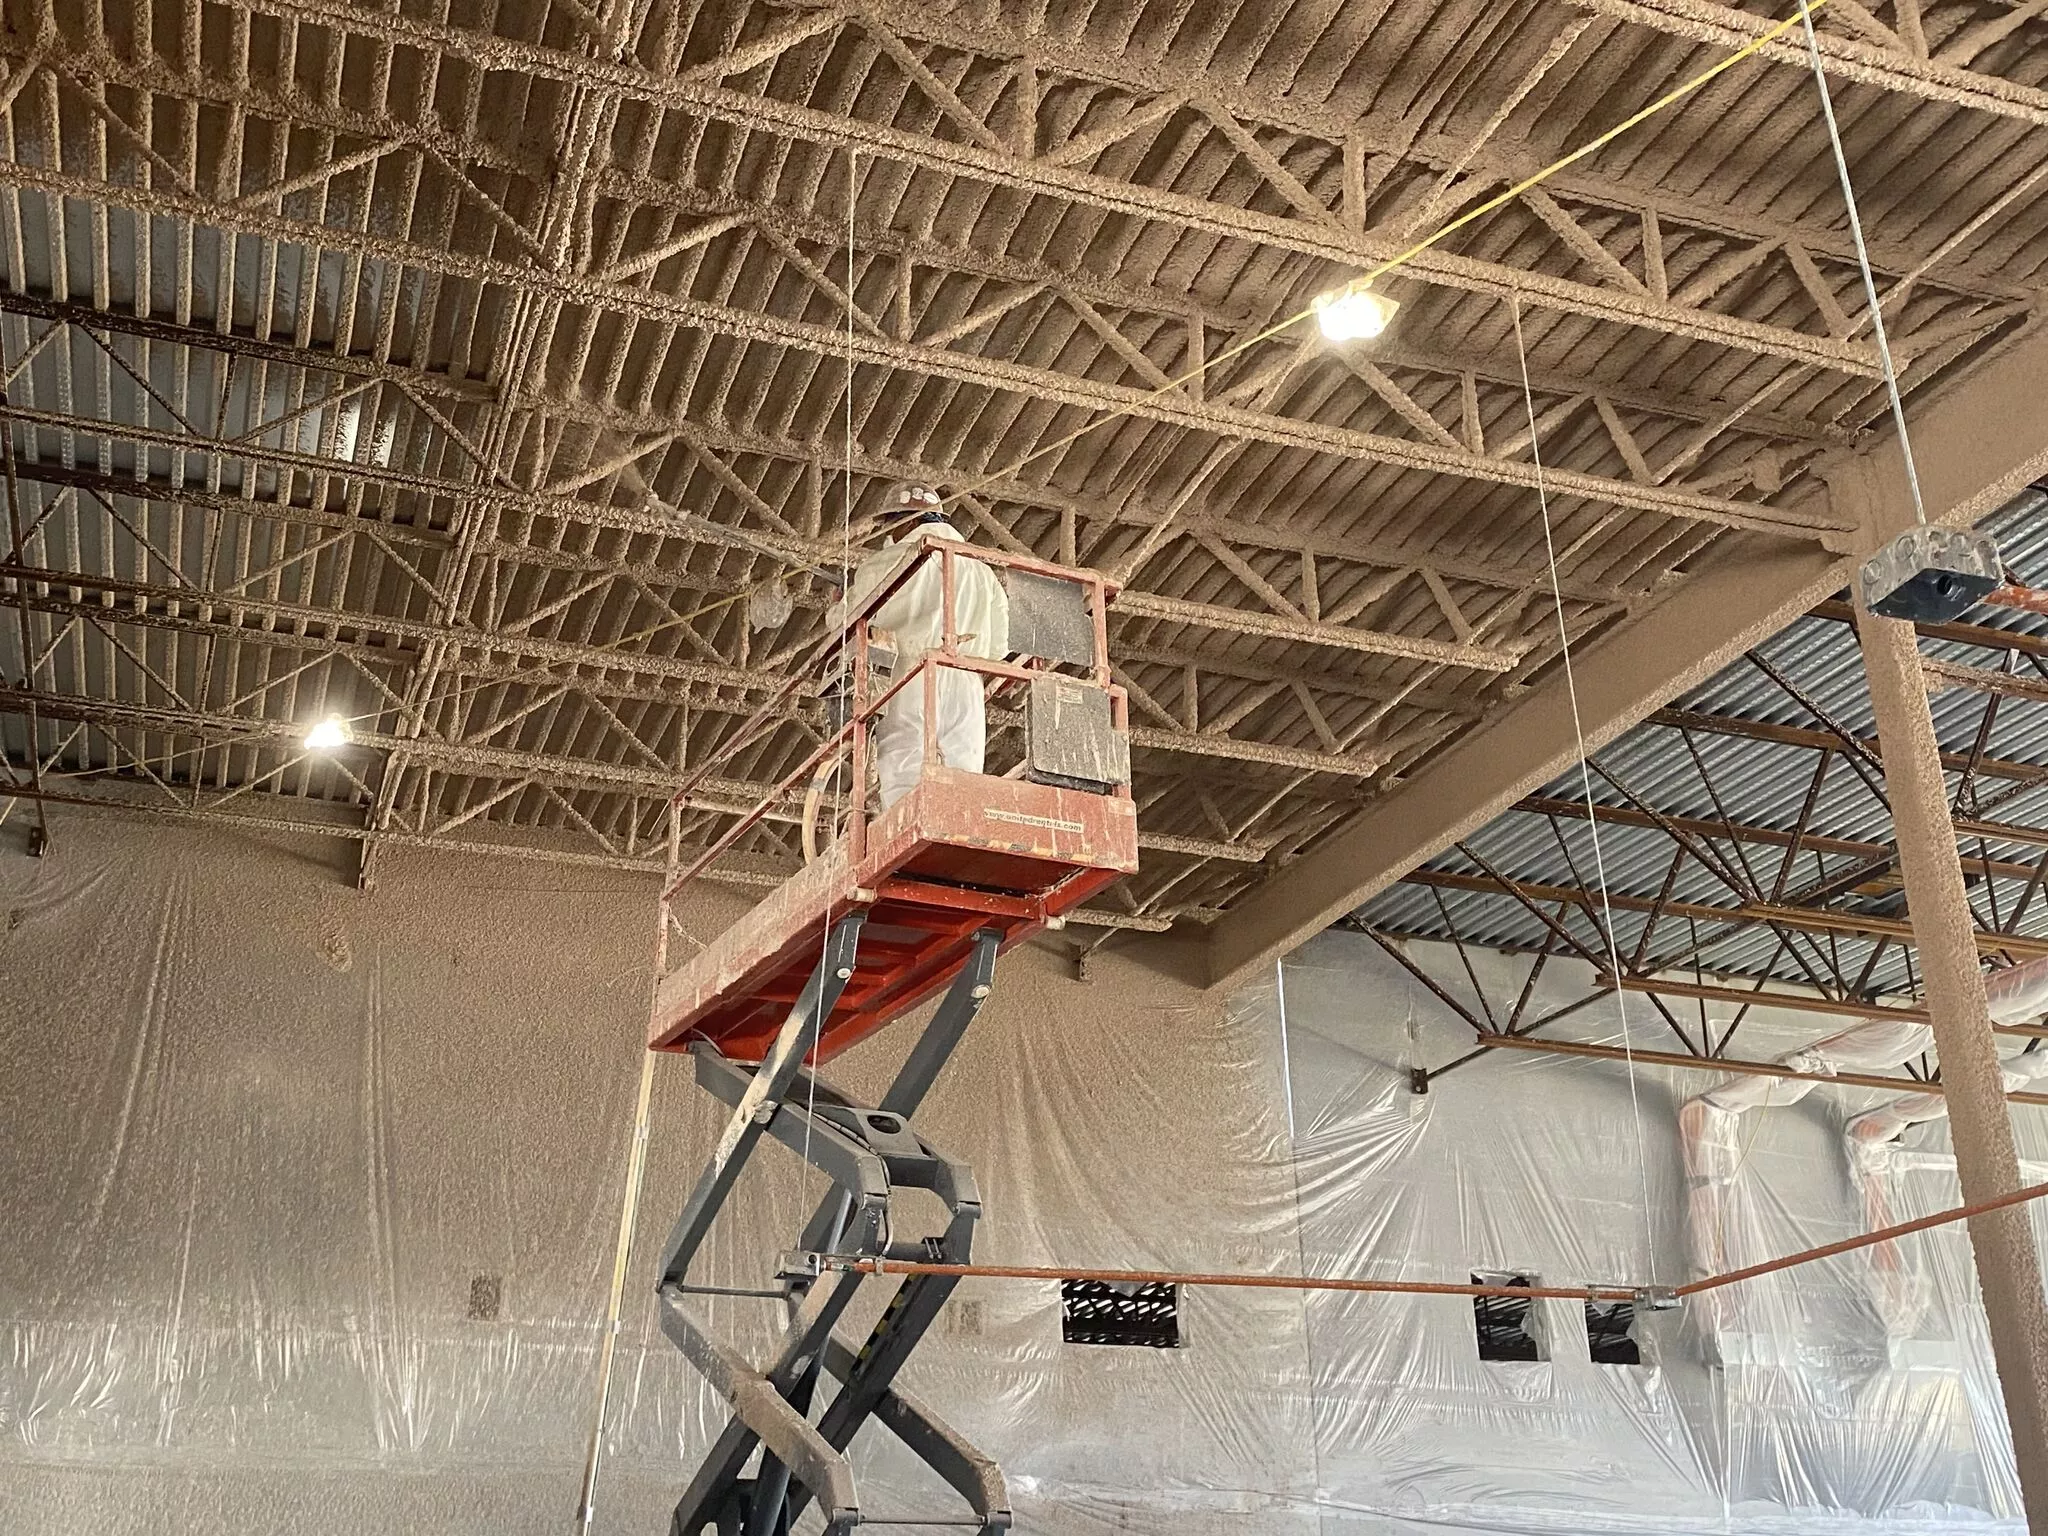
841;523;1009;809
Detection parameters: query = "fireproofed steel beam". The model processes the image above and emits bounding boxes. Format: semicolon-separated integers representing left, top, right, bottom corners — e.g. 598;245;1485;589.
0;782;1200;932
809;0;2027;299
33;0;2026;316
1575;0;2048;127
1177;538;1854;988
0;471;1439;759
1859;590;2048;1521
0;684;1259;866
0;445;1524;679
0;288;1638;615
0;571;1382;782
0;683;746;801
0;152;1865;463
1183;318;2048;989
0;158;1849;543
1477;1034;2048;1108
83;0;1892;373
1405;864;2048;958
0;396;1528;671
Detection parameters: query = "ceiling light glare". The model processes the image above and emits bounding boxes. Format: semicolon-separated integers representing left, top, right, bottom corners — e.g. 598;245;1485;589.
303;716;350;752
1312;279;1398;342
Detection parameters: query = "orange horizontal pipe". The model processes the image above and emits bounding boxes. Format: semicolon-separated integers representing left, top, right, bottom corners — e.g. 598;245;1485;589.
843;1182;2048;1307
844;1257;1634;1302
1677;1178;2048;1296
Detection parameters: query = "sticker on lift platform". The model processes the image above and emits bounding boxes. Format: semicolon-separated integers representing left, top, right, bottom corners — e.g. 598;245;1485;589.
985;808;1085;835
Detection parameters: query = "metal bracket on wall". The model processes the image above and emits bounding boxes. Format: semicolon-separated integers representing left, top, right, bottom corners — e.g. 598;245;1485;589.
658;924;1011;1536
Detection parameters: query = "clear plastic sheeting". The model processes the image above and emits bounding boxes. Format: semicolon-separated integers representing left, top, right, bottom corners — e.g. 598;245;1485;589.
1987;956;2048;1026
1269;928;2041;1531
0;817;2042;1534
0;817;1317;1535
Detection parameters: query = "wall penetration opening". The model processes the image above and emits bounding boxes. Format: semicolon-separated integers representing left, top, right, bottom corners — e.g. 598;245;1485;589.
468;1274;503;1322
1585;1299;1643;1365
1472;1273;1545;1361
1061;1280;1181;1348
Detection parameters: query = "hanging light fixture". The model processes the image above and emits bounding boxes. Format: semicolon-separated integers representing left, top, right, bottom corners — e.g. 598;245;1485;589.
303;715;350;751
747;580;794;631
1311;278;1398;342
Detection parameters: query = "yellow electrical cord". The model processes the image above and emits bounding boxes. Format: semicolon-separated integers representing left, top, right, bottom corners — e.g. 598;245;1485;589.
416;0;1832;737
596;0;1835;649
938;0;1836;512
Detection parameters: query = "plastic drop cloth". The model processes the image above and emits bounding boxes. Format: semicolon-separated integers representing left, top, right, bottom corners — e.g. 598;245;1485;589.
0;817;2040;1534
1265;928;2042;1532
0;817;1317;1535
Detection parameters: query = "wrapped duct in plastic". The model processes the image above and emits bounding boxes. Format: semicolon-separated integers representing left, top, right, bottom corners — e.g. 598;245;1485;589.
1679;1013;1931;1331
1679;952;2048;1346
1986;953;2048;1026
1840;956;2048;1335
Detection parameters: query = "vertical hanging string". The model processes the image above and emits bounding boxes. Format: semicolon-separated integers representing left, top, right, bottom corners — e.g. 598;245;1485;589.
1797;0;1927;526
574;1046;659;1532
576;794;681;1531
798;146;860;1217
1511;297;1659;1279
843;147;858;593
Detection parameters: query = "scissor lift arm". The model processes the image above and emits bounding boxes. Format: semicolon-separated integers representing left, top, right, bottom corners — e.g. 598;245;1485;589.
647;540;1138;1536
657;924;1009;1536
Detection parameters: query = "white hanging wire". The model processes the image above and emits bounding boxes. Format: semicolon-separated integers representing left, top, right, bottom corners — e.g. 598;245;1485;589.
1510;296;1659;1280
1797;0;1927;527
574;1041;659;1533
798;147;861;1225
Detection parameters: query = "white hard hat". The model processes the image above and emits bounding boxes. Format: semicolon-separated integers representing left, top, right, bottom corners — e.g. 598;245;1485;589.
881;482;946;521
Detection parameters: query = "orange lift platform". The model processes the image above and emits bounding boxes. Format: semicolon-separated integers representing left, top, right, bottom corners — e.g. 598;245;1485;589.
647;534;1140;1536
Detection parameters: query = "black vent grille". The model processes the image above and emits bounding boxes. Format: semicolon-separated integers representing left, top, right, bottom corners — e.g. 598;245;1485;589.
1061;1280;1181;1348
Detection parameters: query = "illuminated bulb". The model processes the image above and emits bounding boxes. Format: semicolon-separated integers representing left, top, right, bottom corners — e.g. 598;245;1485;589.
1312;279;1398;342
303;716;350;752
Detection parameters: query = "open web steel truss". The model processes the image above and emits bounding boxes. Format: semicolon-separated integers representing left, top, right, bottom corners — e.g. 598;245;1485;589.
1358;584;2048;1089
4;0;2048;949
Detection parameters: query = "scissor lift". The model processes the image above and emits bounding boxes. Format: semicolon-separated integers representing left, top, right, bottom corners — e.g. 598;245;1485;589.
649;540;1140;1536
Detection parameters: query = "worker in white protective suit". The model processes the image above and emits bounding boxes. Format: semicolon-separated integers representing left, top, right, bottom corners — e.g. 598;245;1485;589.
834;485;1009;810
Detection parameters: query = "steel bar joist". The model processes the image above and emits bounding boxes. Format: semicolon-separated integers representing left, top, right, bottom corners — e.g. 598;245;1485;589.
0;259;1518;912
4;0;2047;937
1575;0;2048;127
0;153;1855;548
0;288;1646;639
36;0;2017;376
1364;598;2048;1015
1;6;2000;530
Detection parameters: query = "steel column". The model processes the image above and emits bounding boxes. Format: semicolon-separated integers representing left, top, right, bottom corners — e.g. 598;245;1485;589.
1858;599;2048;1531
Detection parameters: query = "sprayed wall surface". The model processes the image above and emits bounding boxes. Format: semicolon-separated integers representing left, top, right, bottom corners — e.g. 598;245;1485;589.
0;815;2038;1533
